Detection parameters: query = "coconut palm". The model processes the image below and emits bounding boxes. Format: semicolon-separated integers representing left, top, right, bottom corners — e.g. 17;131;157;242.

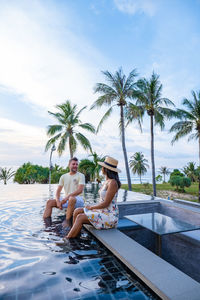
129;152;149;184
170;90;200;201
79;152;105;182
45;100;95;158
183;162;196;183
130;72;176;196
0;167;15;184
91;68;139;191
159;166;171;183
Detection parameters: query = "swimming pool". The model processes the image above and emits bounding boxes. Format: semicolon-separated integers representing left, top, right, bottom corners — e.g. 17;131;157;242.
0;184;159;299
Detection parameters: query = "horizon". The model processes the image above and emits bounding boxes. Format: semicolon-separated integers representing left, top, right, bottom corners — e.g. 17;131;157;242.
0;0;200;173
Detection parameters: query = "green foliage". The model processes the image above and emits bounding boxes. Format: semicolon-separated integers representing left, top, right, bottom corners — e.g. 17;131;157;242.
91;68;139;132
128;72;176;196
156;175;162;182
134;72;176;128
142;182;152;194
14;162;69;184
14;162;49;184
170;90;200;145
129;152;149;183
183;162;197;182
51;165;69;184
0;167;15;184
45;100;95;158
159;166;170;182
91;68;139;191
170;169;184;180
79;152;105;182
169;175;191;192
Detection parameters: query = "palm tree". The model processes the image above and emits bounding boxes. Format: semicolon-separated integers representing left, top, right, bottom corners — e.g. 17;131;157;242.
91;68;139;191
130;72;176;196
183;162;196;183
159;166;170;183
0;167;15;184
79;152;105;182
45;100;95;158
129;152;149;184
170;90;200;201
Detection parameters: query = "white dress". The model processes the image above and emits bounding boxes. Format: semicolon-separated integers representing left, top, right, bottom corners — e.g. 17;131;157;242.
84;182;119;229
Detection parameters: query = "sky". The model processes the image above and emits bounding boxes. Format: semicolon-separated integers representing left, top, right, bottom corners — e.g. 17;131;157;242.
0;0;200;179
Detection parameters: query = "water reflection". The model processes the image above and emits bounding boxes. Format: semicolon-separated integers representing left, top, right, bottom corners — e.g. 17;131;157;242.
0;184;159;299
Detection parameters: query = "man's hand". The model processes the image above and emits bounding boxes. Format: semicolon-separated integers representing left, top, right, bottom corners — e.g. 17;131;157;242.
61;198;67;205
56;200;62;210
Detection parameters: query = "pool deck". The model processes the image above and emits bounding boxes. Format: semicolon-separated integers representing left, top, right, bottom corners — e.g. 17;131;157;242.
84;190;200;300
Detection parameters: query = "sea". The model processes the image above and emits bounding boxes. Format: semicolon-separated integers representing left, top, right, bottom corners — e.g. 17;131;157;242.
119;176;151;184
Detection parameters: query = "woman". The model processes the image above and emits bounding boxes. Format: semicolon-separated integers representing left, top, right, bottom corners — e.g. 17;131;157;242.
66;156;121;238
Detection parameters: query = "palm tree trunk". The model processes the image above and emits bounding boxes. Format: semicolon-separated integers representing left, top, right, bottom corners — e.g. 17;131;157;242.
198;136;200;202
150;115;156;197
120;105;132;191
69;137;73;159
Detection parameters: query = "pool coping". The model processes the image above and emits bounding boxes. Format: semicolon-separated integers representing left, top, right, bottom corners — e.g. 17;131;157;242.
84;224;200;300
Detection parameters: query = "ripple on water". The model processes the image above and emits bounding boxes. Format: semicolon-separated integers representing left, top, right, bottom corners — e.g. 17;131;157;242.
0;184;159;300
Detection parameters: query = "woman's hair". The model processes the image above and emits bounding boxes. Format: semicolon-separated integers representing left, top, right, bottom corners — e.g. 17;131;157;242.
103;167;121;189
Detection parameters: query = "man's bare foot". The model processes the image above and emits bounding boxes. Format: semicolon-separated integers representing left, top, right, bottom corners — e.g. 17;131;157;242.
43;217;52;227
62;219;71;229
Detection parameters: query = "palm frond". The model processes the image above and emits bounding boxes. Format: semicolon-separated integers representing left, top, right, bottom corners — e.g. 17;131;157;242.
78;123;96;133
124;69;138;92
96;106;114;133
188;132;199;141
0;167;15;181
175;108;194;120
101;70;116;85
170;120;194;133
45;133;62;152
125;103;144;132
90;94;116;110
170;121;194;144
75;106;87;121
156;107;178;120
57;132;70;156
70;135;77;155
94;83;117;95
47;111;66;124
75;132;92;152
154;110;164;129
155;97;175;107
182;97;195;112
47;125;63;136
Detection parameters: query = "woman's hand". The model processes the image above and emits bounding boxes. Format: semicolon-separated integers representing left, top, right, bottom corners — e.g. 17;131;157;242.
85;205;93;210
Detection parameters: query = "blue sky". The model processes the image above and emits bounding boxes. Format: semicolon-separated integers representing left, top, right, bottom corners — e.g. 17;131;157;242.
0;0;200;177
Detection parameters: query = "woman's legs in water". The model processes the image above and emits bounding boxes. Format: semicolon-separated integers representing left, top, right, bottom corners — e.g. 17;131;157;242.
73;207;84;224
67;213;90;238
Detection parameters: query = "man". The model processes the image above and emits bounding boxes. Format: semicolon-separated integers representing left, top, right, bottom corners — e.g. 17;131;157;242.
43;157;85;229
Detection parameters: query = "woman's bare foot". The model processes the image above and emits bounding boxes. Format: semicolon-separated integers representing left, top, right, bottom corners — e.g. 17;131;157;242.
62;219;71;229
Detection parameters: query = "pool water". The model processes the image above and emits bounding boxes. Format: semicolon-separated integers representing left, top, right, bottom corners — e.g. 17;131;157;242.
0;184;159;299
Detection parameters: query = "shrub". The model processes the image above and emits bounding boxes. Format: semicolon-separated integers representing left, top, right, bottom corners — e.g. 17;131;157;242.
169;169;184;181
169;175;191;192
156;175;162;183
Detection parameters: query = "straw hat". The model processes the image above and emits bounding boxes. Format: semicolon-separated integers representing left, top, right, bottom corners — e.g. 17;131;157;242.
98;156;121;173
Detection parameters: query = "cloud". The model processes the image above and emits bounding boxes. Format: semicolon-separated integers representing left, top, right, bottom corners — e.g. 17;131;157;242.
0;0;105;115
113;0;157;16
0;117;46;148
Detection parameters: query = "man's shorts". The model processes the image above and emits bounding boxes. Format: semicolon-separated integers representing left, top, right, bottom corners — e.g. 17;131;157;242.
60;196;84;209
